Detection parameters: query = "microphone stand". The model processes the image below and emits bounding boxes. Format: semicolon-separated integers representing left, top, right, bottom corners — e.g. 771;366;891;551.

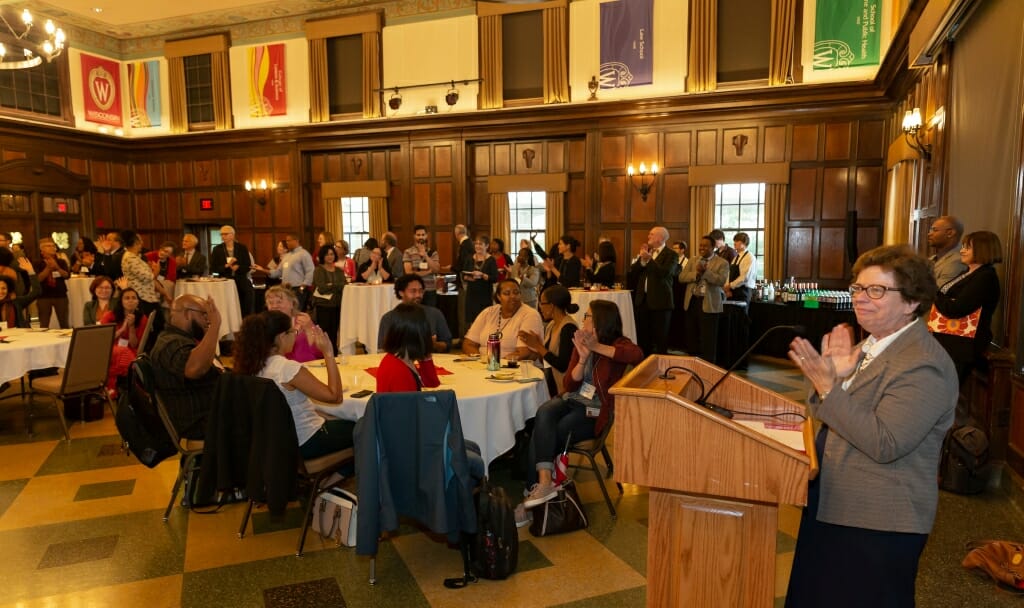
695;324;805;416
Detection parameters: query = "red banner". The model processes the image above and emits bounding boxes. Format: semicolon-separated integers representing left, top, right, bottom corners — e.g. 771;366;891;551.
248;44;286;117
81;53;123;127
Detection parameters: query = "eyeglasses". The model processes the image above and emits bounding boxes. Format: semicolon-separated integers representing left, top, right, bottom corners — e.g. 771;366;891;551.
848;284;902;299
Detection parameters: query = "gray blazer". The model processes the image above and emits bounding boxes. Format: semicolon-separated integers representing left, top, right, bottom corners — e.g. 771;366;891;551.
679;255;729;313
811;319;957;534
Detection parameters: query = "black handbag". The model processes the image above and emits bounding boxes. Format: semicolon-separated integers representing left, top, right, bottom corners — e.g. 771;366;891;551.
529;480;588;537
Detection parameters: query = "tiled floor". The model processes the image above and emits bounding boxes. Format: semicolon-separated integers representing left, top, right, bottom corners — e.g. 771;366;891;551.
1;358;1023;607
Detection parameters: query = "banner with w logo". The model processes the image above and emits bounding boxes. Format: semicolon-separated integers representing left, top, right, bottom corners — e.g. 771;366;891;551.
600;0;653;89
813;0;881;70
81;53;123;127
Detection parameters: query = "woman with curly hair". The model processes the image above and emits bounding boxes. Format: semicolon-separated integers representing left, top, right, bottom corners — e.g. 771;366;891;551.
233;310;353;459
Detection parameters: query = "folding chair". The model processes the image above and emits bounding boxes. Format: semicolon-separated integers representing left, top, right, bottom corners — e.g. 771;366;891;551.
568;409;624;518
231;377;354;557
152;390;205;521
27;324;116;440
355;390;478;585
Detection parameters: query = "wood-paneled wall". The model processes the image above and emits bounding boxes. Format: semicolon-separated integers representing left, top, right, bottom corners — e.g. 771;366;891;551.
1;90;894;290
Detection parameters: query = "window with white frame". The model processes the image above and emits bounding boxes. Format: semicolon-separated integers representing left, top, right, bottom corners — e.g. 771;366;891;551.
508;191;546;255
714;183;765;278
341;196;370;251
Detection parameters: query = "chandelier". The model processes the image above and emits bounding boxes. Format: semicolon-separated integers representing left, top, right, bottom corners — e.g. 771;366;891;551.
0;9;65;70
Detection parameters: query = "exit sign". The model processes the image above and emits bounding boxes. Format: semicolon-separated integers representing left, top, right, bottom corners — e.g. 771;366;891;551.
200;198;214;211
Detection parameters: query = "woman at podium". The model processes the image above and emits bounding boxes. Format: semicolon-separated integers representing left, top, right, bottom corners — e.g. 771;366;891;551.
784;245;957;607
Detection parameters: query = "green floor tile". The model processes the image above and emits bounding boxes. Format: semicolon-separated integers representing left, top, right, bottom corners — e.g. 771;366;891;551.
74;479;137;502
35;435;139;476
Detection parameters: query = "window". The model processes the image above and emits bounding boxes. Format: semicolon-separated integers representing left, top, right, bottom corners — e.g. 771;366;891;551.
341;196;370;251
50;231;70;250
508;191;546;254
326;35;363;116
0;60;62;117
502;12;543;101
714;183;765;278
183;54;214;126
716;0;770;83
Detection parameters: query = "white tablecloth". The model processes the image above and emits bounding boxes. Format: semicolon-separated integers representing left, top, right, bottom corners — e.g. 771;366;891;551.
569;289;638;343
174;279;242;340
309;353;547;467
67;277;94;328
0;328;73;384
337;283;398;355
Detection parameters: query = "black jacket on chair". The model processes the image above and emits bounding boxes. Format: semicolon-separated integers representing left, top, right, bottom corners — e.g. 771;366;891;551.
197;374;298;517
354;390;477;556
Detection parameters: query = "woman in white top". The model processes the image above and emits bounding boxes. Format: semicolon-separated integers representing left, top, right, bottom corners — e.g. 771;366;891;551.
232;310;352;459
461;278;544;360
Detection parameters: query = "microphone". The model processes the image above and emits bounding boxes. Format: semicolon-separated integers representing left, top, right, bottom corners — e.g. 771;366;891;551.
695;324;805;415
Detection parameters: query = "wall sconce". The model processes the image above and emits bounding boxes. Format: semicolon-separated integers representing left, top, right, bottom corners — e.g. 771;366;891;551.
445;81;459;107
588;76;599;101
388;88;402;111
245;179;270;206
627;162;658;202
901;107;932;161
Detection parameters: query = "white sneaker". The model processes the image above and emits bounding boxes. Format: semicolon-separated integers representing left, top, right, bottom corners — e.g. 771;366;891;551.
523;482;557;508
514;503;532;528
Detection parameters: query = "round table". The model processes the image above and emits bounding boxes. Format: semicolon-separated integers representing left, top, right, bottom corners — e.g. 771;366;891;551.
337;283;398;355
66;276;94;328
174;279;243;340
0;328;73;384
308;353;548;467
569;288;638;344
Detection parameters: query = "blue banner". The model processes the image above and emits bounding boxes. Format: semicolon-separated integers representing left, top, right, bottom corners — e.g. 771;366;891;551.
600;0;653;88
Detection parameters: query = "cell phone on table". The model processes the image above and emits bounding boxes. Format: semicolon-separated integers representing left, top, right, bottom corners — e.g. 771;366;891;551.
350;389;374;398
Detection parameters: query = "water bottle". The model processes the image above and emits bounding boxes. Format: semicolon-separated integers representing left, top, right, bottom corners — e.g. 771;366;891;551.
487;333;501;371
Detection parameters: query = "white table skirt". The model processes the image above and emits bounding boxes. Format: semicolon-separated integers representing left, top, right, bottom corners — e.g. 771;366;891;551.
66;277;94;328
0;328;73;384
337;283;398;355
569;288;638;344
174;279;242;340
309;353;548;467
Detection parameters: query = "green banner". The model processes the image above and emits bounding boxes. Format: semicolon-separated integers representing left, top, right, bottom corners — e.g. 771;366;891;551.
813;0;880;70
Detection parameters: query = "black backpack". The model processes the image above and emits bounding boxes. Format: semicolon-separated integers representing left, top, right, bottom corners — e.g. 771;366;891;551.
471;478;519;580
114;355;176;468
939;425;990;495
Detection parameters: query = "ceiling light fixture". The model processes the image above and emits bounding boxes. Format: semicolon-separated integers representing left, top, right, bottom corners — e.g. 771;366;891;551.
0;8;65;70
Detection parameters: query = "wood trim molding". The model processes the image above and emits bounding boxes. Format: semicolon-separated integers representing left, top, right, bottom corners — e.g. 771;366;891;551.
164;34;230;58
304;12;382;40
689;162;790;186
477;0;566;18
321;180;388;198
487;173;568;193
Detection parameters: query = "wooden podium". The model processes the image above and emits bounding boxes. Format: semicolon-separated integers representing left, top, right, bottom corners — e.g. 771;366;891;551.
610;355;817;608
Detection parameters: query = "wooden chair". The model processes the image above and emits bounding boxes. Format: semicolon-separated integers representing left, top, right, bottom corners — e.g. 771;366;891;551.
137;312;157;355
233;381;354;557
568;409;624;518
27;324;116;440
237;446;354;556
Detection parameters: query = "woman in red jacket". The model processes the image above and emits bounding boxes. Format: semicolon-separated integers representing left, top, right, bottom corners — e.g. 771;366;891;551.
376;303;440;392
521;299;643;511
375;303;483;477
